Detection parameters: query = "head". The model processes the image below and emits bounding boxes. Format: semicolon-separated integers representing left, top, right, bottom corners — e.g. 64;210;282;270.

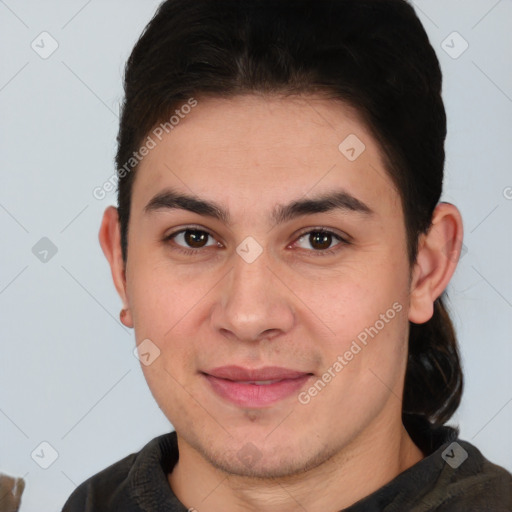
100;0;464;478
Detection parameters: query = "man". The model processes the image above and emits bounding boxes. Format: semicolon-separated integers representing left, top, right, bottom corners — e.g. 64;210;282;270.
62;0;512;510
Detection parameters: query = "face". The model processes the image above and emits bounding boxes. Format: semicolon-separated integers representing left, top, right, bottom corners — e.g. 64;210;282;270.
119;94;416;477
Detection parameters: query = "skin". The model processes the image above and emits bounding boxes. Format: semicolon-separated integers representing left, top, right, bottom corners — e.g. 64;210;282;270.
99;94;463;511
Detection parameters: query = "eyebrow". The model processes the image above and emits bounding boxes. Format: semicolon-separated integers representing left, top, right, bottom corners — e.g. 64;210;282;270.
143;187;375;225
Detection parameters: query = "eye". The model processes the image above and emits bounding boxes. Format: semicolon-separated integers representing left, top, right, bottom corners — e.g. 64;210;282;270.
163;226;349;257
164;227;220;254
293;228;348;256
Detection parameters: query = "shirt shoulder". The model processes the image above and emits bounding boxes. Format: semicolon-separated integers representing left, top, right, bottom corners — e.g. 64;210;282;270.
424;439;512;512
61;449;140;512
60;432;182;512
343;418;512;512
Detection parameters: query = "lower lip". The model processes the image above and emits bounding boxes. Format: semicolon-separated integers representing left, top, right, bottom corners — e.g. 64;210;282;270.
202;373;313;408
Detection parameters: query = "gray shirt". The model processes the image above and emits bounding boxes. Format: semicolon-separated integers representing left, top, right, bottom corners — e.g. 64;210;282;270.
61;415;512;511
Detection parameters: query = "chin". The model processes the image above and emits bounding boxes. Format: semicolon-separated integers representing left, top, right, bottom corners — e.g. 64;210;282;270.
208;450;308;479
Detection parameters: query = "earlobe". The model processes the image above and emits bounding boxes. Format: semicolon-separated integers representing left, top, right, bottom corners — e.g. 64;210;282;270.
119;307;132;328
408;202;464;324
98;206;134;328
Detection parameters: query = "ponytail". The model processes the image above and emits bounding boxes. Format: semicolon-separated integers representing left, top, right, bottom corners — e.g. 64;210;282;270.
403;293;464;426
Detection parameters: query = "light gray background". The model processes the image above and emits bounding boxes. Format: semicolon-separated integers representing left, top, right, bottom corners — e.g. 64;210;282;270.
0;1;511;510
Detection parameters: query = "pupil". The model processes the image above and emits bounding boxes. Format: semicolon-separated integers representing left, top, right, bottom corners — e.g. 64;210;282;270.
310;232;331;250
185;230;208;248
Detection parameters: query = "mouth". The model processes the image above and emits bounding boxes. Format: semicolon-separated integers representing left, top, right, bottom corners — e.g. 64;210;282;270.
201;365;314;408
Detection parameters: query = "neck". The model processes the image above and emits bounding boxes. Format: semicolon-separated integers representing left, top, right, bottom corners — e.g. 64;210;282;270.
168;414;424;512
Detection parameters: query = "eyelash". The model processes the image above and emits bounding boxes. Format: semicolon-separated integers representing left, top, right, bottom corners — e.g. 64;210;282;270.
163;226;349;257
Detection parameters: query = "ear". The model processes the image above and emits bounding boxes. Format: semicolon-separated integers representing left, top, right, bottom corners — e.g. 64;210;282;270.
98;206;134;328
408;202;464;324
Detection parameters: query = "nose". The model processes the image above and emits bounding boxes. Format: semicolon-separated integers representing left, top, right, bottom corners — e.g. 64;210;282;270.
210;248;295;343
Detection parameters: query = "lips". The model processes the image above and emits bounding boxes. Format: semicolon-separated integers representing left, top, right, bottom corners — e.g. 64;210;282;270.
204;365;311;381
201;365;313;408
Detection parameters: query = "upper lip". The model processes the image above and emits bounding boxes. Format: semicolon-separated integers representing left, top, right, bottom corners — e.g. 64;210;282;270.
203;365;312;381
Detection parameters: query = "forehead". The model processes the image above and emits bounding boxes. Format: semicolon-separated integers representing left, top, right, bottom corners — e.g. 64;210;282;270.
131;94;401;220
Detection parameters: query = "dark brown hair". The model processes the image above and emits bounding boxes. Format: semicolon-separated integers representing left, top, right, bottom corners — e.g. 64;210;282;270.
115;0;463;428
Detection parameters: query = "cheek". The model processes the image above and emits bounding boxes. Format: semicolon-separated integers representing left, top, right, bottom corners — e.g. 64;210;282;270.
127;258;203;338
304;269;394;325
302;261;409;365
128;262;211;379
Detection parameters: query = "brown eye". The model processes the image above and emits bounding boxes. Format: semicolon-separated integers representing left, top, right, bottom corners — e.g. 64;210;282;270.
165;228;218;251
183;229;210;248
294;228;348;255
308;231;333;250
